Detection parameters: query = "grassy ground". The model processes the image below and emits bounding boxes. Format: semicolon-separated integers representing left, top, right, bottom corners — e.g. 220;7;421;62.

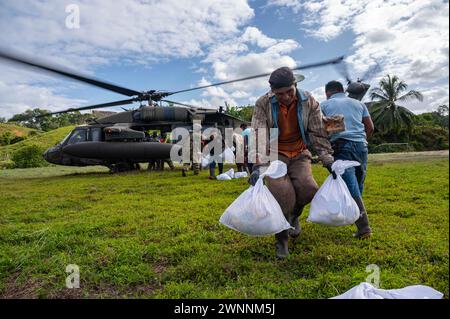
0;154;448;299
0;123;38;137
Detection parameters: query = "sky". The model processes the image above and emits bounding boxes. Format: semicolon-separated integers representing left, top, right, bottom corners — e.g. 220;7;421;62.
0;0;448;120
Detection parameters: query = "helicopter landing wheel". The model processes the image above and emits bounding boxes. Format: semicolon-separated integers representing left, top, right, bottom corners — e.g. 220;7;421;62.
109;161;138;173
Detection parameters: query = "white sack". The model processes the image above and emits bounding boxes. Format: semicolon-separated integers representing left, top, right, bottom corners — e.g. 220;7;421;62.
224;168;234;178
331;282;443;299
216;173;232;181
219;160;292;236
234;171;248;179
221;147;235;164
307;160;361;226
201;154;211;168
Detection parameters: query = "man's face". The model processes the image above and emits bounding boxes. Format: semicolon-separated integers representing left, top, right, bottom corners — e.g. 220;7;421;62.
272;84;296;106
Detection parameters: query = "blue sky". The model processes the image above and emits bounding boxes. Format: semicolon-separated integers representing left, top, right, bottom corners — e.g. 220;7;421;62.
0;0;448;119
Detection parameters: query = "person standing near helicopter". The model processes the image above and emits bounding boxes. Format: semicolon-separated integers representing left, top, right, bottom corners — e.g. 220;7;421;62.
181;131;200;177
249;67;335;259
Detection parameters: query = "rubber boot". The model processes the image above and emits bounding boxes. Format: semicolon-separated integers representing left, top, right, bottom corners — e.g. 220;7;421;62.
208;166;216;180
275;230;289;259
353;197;372;239
167;160;175;171
288;209;302;238
193;163;199;175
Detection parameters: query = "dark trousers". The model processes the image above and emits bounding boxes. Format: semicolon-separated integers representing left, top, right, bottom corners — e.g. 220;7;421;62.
209;161;223;175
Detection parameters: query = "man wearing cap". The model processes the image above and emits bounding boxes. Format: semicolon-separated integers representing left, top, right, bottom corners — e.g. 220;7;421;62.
321;80;374;239
249;67;335;259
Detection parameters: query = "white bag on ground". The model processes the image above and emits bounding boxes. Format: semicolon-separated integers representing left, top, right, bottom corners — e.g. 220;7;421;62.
224;168;234;178
217;168;235;180
331;282;443;299
234;171;248;179
216;173;232;180
219;160;292;236
307;160;361;226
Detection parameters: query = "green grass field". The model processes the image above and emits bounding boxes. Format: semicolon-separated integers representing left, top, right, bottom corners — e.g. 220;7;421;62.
0;154;448;299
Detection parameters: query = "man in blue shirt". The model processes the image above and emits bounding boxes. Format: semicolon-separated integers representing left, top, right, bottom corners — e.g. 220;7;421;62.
321;81;375;239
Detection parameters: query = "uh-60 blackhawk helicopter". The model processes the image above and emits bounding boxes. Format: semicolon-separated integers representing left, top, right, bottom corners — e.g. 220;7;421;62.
0;49;369;173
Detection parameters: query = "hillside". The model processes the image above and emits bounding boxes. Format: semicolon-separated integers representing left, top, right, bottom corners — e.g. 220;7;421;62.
0;123;38;137
0;125;75;160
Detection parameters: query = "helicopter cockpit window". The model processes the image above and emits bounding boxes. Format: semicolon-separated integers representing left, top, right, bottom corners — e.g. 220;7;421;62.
60;132;72;145
67;130;87;145
89;128;102;142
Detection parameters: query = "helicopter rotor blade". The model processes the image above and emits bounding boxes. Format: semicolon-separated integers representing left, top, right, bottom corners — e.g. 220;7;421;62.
35;98;137;118
0;49;141;97
333;58;352;84
168;56;345;96
360;62;382;83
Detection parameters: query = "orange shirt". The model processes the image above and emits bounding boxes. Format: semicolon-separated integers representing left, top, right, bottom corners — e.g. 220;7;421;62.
277;97;307;158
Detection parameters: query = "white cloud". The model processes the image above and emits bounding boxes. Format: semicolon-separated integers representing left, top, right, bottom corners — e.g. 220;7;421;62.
269;0;449;113
0;0;254;64
406;83;450;114
198;27;300;105
241;27;278;48
266;0;303;13
310;86;327;104
0;0;255;118
0;80;87;119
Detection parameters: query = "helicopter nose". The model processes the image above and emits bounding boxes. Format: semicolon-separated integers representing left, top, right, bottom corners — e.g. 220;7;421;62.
43;146;62;164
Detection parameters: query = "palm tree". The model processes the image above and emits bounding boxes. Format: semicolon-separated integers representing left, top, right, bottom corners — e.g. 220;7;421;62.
369;75;423;133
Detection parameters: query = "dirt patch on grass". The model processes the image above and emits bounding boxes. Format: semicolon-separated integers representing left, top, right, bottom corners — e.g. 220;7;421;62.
369;150;449;163
0;273;42;299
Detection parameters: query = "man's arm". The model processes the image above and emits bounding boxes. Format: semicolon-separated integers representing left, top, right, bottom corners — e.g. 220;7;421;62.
363;116;374;138
306;94;334;166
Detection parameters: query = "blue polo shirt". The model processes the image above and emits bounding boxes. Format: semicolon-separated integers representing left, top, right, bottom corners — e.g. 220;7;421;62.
320;92;370;144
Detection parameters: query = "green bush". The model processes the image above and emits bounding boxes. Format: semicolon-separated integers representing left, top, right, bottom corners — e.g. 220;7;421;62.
11;144;49;168
0;160;14;170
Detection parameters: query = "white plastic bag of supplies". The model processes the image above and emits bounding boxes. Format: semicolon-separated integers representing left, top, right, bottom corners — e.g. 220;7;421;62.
225;168;234;178
307;160;361;226
219;160;292;236
217;173;232;180
331;282;443;299
217;168;235;180
234;171;248;179
201;154;211;168
221;147;235;164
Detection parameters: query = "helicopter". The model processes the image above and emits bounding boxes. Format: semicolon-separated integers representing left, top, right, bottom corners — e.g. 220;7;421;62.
0;49;345;172
334;59;382;101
